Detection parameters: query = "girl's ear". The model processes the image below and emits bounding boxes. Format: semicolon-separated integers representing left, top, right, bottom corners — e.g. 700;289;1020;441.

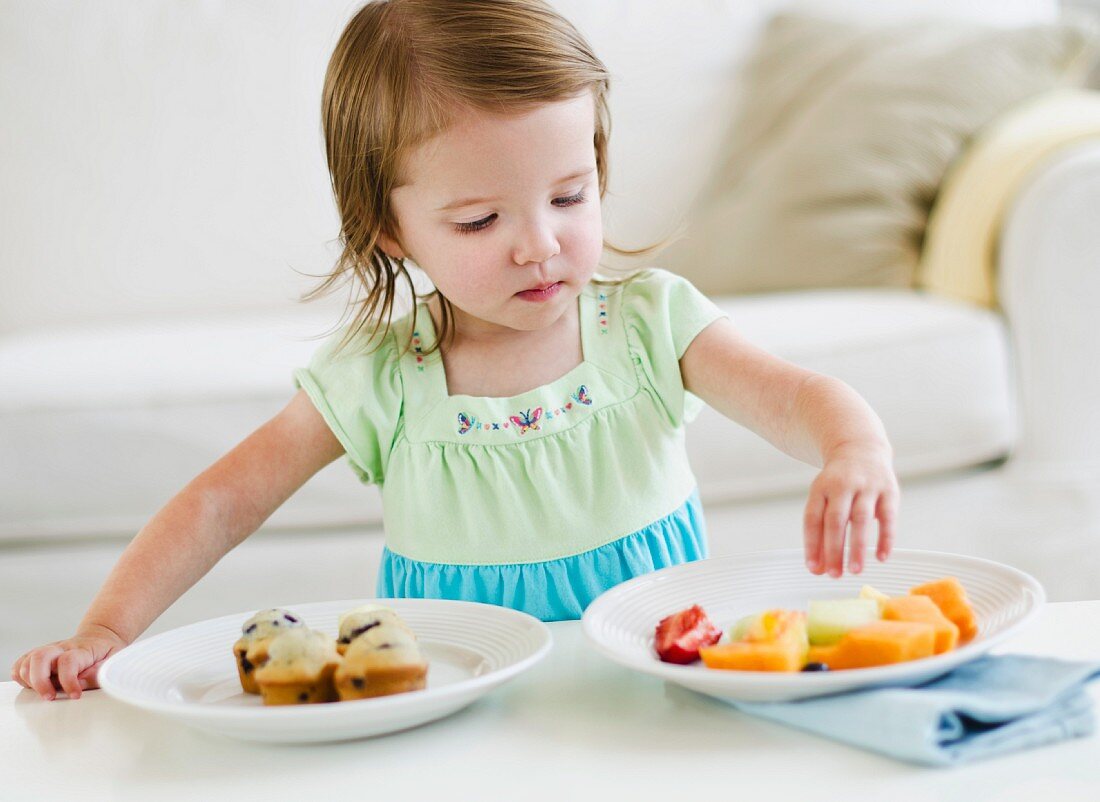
377;231;408;260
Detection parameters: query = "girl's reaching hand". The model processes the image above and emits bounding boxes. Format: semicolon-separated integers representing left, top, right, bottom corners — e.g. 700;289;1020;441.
803;442;899;578
11;624;128;701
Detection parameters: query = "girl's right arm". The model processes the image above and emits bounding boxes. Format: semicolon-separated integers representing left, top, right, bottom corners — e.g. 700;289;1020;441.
10;389;345;700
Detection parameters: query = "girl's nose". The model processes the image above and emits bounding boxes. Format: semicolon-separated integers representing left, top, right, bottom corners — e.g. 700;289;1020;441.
512;217;561;266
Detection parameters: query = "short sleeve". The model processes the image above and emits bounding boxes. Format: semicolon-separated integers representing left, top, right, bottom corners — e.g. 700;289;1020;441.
292;326;404;485
621;268;728;427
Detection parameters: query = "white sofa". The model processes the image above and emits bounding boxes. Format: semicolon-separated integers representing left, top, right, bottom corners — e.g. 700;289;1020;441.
3;0;1100;663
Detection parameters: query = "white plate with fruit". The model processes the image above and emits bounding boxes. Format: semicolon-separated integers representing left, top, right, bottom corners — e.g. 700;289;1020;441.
581;549;1044;702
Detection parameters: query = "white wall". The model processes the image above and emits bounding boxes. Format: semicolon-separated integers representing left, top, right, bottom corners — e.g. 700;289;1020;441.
0;0;1059;333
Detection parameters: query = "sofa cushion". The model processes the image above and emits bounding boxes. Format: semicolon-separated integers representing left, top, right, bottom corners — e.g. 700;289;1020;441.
662;12;1098;296
0;306;377;542
0;291;1014;541
687;289;1015;502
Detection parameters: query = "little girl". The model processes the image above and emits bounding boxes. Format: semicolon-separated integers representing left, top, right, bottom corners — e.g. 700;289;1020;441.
12;0;898;701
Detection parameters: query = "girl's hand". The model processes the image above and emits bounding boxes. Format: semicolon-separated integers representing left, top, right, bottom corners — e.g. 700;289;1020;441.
10;624;128;701
803;442;899;578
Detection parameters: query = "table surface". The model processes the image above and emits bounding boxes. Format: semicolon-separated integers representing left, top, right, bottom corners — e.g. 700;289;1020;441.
5;601;1100;802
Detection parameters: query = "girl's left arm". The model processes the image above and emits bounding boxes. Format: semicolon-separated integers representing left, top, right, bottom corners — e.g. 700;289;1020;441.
680;317;900;578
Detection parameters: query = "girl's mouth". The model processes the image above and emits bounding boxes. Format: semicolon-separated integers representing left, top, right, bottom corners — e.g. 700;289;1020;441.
515;282;563;302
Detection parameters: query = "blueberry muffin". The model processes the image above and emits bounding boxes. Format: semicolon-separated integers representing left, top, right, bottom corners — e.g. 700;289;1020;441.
334;621;428;701
253;628;342;706
232;608;304;694
336;604;413;656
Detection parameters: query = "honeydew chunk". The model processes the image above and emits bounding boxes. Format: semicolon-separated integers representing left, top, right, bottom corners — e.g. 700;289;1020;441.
807;598;881;646
729;612;765;642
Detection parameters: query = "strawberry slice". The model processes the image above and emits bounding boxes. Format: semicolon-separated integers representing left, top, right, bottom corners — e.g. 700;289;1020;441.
654;605;723;664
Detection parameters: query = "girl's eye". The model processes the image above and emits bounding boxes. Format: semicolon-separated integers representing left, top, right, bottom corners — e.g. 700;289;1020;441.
553;191;587;209
454;214;496;234
453;191;587;235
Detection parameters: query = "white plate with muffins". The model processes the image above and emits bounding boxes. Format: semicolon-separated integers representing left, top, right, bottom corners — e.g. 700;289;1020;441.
97;598;553;743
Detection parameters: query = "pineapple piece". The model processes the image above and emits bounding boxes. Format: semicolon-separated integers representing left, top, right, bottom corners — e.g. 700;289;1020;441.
860;584;891;614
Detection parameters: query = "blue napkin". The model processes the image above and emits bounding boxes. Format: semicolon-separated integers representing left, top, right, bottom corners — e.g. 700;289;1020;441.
727;655;1100;767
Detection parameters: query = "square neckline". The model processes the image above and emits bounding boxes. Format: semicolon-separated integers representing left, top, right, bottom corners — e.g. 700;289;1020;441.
416;287;592;403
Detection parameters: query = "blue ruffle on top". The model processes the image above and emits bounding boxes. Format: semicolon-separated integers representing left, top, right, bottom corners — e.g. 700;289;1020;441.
377;487;707;621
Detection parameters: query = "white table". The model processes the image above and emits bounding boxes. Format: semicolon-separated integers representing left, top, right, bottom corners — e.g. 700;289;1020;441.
5;602;1100;802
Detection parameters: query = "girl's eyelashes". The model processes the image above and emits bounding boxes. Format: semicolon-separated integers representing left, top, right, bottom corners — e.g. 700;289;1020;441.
557;191;586;207
454;215;495;234
453;191;587;235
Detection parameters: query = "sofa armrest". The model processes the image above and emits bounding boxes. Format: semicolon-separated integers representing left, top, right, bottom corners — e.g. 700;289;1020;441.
918;90;1100;308
998;139;1100;474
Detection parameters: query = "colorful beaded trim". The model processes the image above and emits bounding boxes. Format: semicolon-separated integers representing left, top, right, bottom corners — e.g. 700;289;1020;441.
457;385;593;435
599;292;608;334
412;330;425;372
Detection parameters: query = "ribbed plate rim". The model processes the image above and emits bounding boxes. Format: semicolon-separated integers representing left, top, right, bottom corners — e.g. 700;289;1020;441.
581;548;1045;698
98;597;553;722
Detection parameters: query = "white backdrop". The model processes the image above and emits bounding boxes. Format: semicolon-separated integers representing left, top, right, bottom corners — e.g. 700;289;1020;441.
0;0;1057;333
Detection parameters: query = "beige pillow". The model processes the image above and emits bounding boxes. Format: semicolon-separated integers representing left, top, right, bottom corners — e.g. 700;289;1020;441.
664;13;1099;296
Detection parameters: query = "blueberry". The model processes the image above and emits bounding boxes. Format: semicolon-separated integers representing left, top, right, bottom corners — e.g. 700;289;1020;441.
284;614;299;624
298;692;308;702
350;622;381;639
801;662;830;672
244;624;257;635
352;678;365;689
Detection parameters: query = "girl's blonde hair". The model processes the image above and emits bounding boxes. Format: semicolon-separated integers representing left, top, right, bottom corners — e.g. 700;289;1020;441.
305;0;671;354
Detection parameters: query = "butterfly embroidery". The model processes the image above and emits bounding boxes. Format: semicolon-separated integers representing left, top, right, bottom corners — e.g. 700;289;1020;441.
572;385;593;406
509;407;543;435
457;412;479;435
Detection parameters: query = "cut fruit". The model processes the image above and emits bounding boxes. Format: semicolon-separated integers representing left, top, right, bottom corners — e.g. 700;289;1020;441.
909;577;979;643
806;598;881;646
654;605;723;664
805;620;936;669
731;609;809;646
701;610;809;672
699;638;806;672
729;612;764;643
859;584;891;613
882;595;959;654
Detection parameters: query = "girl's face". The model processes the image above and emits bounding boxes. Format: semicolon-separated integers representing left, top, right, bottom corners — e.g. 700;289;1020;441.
382;93;604;342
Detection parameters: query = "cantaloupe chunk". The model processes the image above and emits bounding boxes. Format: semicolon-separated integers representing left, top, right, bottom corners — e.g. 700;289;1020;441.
909;577;979;643
805;620;936;669
882;595;959;654
699;638;807;672
700;610;809;672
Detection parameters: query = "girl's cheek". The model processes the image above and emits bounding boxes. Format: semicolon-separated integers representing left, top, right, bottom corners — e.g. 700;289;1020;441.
572;208;604;269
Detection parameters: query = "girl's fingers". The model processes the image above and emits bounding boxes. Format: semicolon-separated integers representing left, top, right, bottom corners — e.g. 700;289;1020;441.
28;647;64;700
56;650;91;699
876;491;899;561
803;489;826;574
822;492;854;578
18;655;32;689
847;492;876;575
78;663;102;691
11;655;26;687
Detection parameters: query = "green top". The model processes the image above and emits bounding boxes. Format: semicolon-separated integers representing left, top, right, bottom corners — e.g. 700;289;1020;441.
293;268;727;565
